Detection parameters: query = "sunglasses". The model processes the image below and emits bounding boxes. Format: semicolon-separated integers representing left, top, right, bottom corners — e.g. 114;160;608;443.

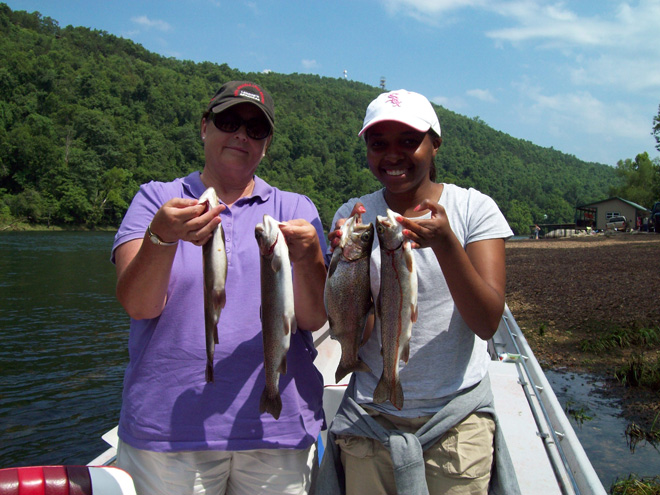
210;111;272;140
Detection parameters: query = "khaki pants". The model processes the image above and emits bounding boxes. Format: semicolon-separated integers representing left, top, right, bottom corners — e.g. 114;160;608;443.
117;439;317;495
337;411;495;495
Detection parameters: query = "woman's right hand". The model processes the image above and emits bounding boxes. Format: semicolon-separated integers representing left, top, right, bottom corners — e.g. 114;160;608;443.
328;202;366;250
149;198;224;247
115;197;224;320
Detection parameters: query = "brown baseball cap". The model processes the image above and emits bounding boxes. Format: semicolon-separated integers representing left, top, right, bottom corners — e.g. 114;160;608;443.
206;81;275;127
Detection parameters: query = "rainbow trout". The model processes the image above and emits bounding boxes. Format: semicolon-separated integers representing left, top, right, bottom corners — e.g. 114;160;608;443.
324;213;374;383
200;187;227;383
373;208;418;410
255;214;297;420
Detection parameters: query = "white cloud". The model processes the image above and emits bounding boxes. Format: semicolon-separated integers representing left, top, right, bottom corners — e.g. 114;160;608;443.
381;0;486;15
516;82;648;144
466;88;496;103
131;15;172;32
431;95;466;111
301;59;319;70
245;2;260;14
382;0;660;93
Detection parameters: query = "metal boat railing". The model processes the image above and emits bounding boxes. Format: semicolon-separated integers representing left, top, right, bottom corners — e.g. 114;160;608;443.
89;310;607;495
491;306;606;495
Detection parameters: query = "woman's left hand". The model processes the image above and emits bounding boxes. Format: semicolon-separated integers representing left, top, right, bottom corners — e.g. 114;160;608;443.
279;219;321;263
396;199;453;251
279;219;328;331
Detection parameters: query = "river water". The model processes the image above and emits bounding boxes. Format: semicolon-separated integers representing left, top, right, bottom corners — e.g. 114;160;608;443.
0;231;126;466
0;231;658;487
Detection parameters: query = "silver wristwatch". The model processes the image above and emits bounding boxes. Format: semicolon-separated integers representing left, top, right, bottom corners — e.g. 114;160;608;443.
147;223;177;246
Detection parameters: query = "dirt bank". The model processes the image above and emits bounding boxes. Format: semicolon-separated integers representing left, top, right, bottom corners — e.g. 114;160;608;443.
505;232;660;427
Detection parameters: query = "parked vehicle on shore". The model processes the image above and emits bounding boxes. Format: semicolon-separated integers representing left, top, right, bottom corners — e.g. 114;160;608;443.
606;215;628;231
651;202;660;233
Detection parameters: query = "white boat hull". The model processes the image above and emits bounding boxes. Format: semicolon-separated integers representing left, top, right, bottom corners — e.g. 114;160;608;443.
89;306;606;494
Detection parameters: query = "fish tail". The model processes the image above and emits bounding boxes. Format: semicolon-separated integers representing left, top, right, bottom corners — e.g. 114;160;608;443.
372;375;389;404
391;380;404;410
260;388;282;420
205;360;214;383
373;374;404;410
335;359;371;384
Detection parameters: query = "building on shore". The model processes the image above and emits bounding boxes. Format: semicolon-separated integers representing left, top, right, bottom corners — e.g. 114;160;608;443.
575;197;650;231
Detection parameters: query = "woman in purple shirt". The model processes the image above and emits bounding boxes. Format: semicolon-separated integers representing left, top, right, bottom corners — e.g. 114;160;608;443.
112;81;327;495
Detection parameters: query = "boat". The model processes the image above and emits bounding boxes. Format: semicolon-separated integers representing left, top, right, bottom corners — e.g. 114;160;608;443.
83;305;606;494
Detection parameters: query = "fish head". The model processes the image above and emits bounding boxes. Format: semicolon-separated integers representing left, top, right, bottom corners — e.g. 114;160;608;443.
376;209;404;250
199;187;219;210
255;214;282;257
336;214;355;250
343;221;374;261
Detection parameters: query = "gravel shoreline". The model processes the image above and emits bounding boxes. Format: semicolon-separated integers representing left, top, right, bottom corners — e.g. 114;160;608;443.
505;232;660;427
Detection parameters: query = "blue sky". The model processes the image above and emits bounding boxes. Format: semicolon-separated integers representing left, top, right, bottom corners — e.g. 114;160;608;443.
7;0;660;166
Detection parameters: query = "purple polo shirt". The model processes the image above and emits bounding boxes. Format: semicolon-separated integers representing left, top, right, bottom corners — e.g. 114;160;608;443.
111;171;326;452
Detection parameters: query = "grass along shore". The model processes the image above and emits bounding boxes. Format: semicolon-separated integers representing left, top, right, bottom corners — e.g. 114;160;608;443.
506;232;660;436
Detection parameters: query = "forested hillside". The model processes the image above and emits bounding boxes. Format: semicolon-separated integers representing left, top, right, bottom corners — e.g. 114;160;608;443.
0;4;619;234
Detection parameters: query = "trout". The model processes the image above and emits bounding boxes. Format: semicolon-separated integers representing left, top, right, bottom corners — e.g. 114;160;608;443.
324;213;374;383
373;208;418;410
200;187;227;383
255;214;297;420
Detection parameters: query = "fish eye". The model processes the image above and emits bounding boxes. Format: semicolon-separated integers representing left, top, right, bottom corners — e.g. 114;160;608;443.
376;225;384;233
361;232;372;242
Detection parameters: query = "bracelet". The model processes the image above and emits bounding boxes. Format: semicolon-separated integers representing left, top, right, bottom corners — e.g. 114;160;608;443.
147;223;178;246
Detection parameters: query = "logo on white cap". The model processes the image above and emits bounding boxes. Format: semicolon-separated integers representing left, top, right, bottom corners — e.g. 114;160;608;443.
386;93;402;107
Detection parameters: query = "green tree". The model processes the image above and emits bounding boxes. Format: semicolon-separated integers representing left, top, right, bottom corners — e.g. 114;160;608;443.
0;3;619;230
504;199;534;235
610;152;658;208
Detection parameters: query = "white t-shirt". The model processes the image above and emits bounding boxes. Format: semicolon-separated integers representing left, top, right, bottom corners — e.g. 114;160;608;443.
329;184;513;417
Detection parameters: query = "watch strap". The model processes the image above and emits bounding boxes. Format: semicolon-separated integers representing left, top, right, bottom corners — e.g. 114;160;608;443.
147;223;177;246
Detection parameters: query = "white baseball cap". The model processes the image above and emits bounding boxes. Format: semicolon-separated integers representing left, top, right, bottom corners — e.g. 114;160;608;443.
359;89;441;138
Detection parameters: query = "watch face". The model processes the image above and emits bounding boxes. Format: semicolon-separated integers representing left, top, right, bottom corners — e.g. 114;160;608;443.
150;234;160;245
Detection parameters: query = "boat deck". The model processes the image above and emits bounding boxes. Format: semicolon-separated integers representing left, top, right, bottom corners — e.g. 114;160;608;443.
489;360;560;494
313;328;562;494
90;308;606;494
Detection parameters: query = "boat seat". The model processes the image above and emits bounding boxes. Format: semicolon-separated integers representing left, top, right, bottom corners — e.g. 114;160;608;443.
0;465;137;495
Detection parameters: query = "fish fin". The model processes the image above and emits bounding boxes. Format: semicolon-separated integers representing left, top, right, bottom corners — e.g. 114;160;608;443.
404;244;415;272
360;310;375;347
260;388;282;420
283;314;297;335
373;375;389;404
215;289;226;310
327;316;336;337
271;255;282;272
401;342;410;363
327;249;341;279
374;294;381;321
335;359;371;384
334;365;347;384
411;302;418;323
278;356;287;375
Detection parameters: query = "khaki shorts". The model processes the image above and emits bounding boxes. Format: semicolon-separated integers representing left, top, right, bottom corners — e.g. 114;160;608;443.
116;439;317;495
336;410;495;495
